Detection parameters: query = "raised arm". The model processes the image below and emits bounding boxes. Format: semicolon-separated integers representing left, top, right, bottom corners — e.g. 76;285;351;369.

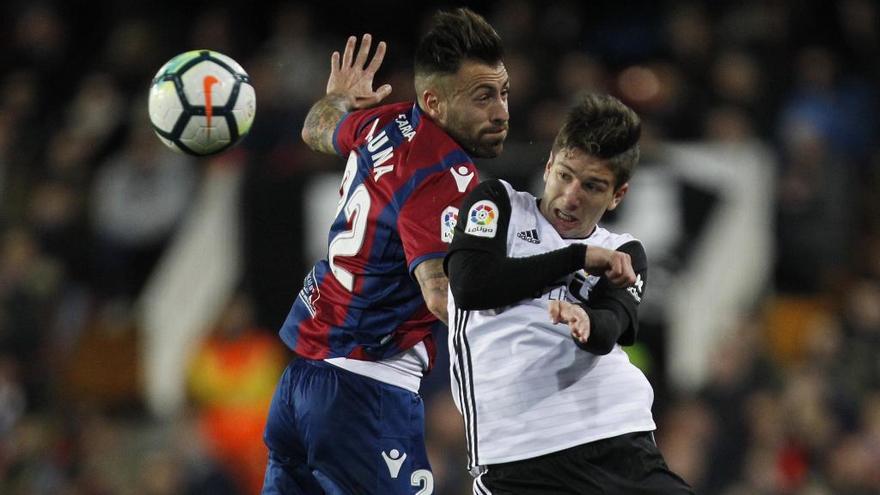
301;34;393;154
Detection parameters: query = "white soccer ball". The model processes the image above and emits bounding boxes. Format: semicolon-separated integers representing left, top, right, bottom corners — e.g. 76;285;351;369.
148;50;256;156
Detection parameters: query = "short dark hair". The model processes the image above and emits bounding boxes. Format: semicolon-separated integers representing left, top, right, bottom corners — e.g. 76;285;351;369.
552;94;641;189
414;8;503;76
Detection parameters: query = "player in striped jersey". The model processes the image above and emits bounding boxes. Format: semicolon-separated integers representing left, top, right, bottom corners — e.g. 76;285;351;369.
262;8;509;495
445;94;693;494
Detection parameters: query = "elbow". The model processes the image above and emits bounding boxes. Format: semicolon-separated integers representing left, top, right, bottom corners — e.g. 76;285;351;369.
424;292;449;325
449;284;483;311
574;337;616;355
301;125;316;150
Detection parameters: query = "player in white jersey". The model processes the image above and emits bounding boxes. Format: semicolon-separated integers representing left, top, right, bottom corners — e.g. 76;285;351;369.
444;94;694;494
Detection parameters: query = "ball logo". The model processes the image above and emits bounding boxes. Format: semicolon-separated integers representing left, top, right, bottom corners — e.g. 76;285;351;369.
202;75;219;137
464;200;499;238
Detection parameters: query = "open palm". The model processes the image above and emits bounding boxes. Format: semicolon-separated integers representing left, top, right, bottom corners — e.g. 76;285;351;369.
327;34;392;110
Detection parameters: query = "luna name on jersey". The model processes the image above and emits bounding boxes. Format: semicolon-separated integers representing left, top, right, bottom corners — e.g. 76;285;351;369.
366;115;415;182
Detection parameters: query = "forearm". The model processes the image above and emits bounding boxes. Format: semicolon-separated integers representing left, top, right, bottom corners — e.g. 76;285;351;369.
414;258;449;325
301;93;351;154
577;304;629;355
447;245;587;310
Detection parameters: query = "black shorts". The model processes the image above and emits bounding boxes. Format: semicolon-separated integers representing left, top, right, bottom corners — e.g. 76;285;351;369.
473;431;694;495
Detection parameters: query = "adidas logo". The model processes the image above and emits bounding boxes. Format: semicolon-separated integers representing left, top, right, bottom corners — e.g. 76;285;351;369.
517;229;540;244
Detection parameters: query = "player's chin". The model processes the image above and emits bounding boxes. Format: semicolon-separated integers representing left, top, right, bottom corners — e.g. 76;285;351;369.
471;137;505;158
552;220;581;239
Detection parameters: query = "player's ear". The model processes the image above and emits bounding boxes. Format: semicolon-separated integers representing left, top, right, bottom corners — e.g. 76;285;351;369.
543;151;555;182
421;89;444;121
607;182;629;211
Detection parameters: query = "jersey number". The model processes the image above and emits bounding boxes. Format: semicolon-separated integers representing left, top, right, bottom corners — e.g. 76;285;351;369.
411;469;434;495
328;153;370;291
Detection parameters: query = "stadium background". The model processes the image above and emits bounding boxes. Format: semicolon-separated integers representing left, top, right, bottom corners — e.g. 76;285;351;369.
1;0;879;493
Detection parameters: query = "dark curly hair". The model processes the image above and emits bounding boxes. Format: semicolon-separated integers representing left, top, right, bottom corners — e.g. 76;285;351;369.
414;8;503;77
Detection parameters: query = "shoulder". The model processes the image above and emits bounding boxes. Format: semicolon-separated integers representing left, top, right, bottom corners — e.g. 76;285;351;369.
591;226;647;266
590;226;638;249
342;102;411;139
461;179;514;209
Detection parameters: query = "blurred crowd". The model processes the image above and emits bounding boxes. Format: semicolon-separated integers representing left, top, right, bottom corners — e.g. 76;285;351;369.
1;1;879;494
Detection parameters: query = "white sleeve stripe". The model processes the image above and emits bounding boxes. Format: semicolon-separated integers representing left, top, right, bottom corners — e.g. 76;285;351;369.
453;307;479;469
451;308;473;468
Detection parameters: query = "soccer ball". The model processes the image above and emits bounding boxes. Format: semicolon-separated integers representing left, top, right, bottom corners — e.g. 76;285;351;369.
148;50;256;156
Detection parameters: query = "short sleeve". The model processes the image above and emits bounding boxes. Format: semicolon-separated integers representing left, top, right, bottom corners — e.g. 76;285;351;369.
398;164;480;274
333;106;388;156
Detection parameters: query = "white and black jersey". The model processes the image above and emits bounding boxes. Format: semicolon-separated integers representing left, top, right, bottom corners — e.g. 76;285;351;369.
444;179;655;469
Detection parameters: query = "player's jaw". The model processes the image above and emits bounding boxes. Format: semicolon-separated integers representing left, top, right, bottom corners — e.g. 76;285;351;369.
473;124;508;157
446;121;508;158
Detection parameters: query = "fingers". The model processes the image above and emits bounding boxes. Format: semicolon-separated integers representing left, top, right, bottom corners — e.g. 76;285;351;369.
571;322;590;343
354;34;372;69
620;261;636;286
584;246;612;274
548;300;592;344
341;35;356;69
365;41;387;75
602;252;636;287
328;34;389;106
561;303;589;343
548;300;562;324
330;51;340;76
375;83;393;100
340;34;385;71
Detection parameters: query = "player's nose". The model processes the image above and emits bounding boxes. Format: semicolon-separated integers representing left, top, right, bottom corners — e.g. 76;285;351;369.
562;182;582;205
490;99;509;124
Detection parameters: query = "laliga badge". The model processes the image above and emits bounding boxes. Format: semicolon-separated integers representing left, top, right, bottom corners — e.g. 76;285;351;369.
441;206;459;243
464;200;499;238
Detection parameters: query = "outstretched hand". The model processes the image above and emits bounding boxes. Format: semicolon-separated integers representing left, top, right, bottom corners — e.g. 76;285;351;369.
549;300;590;344
327;34;392;110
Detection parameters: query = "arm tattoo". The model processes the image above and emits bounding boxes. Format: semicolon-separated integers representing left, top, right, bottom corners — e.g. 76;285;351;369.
414;259;450;325
302;94;351;154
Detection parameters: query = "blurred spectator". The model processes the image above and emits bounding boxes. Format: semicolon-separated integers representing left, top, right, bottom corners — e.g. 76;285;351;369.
703;105;757;143
0;355;25;437
102;19;164;94
0;226;62;408
556;51;608;101
775;118;853;293
424;393;471;495
63;71;126;155
780;45;878;163
261;3;329;110
60;298;141;412
27;179;89;283
90;107;197;297
188;7;235;58
839;278;880;395
187;292;286;494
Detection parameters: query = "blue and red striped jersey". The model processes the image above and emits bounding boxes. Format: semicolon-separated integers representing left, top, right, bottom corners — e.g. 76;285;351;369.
279;102;479;368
